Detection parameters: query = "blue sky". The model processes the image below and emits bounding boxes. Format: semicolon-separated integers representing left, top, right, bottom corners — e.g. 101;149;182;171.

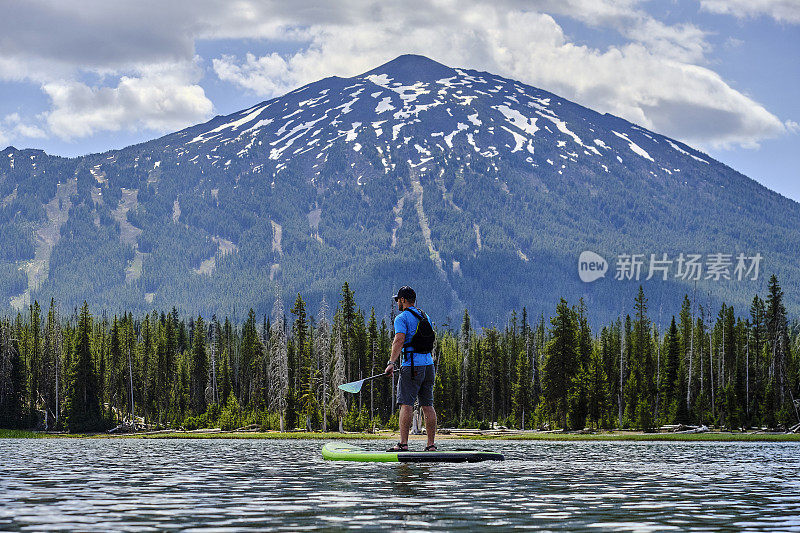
1;0;797;200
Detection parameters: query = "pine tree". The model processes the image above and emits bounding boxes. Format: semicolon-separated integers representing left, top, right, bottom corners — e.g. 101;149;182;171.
330;314;347;432
570;299;592;429
315;298;331;431
511;339;531;429
249;322;268;410
663;317;681;423
586;343;610;429
679;294;693;420
0;319;25;428
292;294;314;430
459;308;471;422
190;315;207;415
339;282;357;381
481;328;501;422
765;274;792;424
241;309;259;407
628;287;655;430
65;302;105;432
27;301;42;427
367;308;378;426
542;298;578;429
43;299;63;428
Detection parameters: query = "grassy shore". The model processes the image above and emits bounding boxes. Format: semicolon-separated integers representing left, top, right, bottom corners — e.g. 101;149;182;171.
0;429;47;438
3;428;799;441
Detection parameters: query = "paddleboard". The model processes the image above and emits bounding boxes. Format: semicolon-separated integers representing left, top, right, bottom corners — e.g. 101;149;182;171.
321;442;504;463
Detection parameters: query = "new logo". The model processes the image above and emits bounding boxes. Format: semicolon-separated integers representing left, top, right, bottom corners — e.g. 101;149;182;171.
578;251;607;282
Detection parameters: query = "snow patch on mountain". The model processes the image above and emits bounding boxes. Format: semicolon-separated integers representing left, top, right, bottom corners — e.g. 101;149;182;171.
493;105;539;137
612;131;654;162
666;138;708;164
189;103;271;144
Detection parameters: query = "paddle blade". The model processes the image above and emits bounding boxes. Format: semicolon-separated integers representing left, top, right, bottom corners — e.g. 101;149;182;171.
338;380;365;394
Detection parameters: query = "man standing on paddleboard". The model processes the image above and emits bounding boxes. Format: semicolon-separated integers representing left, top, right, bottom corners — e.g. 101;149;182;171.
384;286;437;452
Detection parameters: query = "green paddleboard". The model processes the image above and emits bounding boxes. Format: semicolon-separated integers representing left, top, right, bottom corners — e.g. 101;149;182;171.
321;442;504;463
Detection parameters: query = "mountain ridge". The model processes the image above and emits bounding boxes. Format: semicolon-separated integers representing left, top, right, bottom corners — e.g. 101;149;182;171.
1;54;798;327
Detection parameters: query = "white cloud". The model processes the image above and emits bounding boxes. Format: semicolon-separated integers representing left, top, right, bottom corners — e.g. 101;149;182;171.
0;113;47;146
700;0;800;24
42;64;213;140
213;53;299;97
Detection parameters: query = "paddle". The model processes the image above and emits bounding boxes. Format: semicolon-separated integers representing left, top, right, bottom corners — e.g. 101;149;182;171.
338;373;387;394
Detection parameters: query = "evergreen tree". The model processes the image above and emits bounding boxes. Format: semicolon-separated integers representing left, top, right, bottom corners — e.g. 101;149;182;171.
542;298;578;429
570;299;592;429
481;328;501;422
459;308;471;421
43;300;63;428
662;317;681;424
241;309;259;407
0;319;25;427
65;302;106;432
586;342;610;429
628;287;655;430
339;282;357;381
330;314;347;432
765;275;792;423
315;298;331;431
190;315;207;415
511;336;531;428
26;301;42;427
679;295;694;420
367;308;378;425
291;294;314;430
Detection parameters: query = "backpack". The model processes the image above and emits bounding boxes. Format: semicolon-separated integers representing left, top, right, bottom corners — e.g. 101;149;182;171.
404;308;435;355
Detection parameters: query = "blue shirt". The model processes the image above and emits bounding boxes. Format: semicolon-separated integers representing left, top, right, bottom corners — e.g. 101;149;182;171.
394;306;434;367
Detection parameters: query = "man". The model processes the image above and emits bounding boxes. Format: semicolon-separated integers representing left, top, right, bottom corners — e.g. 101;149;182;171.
384;286;437;451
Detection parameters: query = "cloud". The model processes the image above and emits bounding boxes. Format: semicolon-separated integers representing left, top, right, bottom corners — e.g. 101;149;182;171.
210;3;785;148
42;64;213;140
700;0;800;24
0;0;198;82
213;53;301;98
0;113;47;146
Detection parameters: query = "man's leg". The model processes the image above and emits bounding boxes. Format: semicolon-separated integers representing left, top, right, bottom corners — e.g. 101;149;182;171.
421;405;436;447
399;404;413;444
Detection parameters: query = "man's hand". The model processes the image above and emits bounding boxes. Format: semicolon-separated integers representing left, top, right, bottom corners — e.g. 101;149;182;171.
385;363;395;376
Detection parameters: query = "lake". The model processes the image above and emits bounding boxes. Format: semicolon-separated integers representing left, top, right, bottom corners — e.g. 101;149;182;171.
1;439;798;531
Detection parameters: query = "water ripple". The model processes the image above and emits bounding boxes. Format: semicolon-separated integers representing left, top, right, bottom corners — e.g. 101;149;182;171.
1;439;798;531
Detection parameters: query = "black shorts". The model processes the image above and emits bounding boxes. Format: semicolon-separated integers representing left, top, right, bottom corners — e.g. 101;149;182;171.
397;364;435;407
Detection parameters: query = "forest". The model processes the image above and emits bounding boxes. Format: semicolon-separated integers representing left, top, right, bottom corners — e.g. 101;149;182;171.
0;276;798;433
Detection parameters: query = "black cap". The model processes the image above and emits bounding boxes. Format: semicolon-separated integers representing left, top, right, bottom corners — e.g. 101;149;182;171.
392;286;416;302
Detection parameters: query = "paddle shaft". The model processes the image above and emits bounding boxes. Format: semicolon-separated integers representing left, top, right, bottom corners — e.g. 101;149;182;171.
338;372;389;393
360;373;387;384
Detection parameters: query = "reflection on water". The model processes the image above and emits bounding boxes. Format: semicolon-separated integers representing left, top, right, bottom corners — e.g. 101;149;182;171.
1;439;799;531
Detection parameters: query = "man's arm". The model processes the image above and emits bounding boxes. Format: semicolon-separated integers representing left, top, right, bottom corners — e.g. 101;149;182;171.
384;332;405;375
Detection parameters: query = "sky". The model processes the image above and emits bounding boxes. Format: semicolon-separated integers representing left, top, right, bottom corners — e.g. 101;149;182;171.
0;0;798;201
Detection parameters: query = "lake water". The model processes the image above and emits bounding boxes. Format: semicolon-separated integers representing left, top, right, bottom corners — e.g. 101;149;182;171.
1;439;799;531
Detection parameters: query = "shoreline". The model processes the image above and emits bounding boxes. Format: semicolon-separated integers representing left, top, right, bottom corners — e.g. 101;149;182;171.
3;429;799;442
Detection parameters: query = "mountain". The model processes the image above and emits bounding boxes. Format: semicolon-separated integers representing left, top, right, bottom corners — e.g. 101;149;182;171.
1;54;799;327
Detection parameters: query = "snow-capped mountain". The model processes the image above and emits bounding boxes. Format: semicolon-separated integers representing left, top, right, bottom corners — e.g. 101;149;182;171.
171;54;714;193
1;54;798;325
